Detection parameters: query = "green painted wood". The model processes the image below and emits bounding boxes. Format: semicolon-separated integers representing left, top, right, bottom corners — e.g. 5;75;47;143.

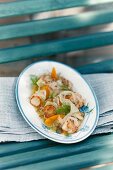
12;147;113;170
0;0;113;18
1;136;113;169
77;59;113;74
1;10;113;40
0;134;113;169
0;31;113;63
0;140;56;157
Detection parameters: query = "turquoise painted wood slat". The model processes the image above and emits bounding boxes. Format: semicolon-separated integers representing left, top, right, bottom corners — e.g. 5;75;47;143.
0;134;113;169
0;140;56;157
1;135;113;169
0;10;113;40
0;0;113;18
11;147;113;170
77;59;113;74
0;31;113;63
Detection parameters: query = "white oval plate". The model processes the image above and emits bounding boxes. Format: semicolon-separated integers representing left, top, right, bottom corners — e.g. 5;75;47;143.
15;61;99;144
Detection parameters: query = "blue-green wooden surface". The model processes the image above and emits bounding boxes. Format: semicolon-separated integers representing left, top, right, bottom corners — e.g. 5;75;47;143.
0;0;113;18
0;133;113;169
1;31;113;63
77;59;113;74
0;1;113;63
0;10;113;40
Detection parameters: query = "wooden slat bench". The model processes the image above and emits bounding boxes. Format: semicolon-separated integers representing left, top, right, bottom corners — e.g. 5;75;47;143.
0;0;113;169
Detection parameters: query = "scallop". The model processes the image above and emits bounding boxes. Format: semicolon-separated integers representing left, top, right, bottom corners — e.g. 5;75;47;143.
30;96;41;107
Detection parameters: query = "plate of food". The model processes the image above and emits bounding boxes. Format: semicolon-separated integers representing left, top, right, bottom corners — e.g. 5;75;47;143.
15;61;99;144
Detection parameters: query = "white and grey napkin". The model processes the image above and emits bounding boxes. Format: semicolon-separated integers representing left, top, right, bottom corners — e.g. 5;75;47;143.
0;74;113;142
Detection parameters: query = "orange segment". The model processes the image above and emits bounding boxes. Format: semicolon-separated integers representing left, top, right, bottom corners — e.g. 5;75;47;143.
51;67;57;80
45;115;58;127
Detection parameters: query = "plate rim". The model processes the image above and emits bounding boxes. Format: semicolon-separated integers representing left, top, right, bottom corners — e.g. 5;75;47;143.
15;60;99;144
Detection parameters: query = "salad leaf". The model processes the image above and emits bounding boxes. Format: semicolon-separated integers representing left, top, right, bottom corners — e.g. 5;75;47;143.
56;104;70;114
30;75;38;85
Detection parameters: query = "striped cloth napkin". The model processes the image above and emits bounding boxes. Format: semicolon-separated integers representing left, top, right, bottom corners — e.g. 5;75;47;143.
0;74;113;142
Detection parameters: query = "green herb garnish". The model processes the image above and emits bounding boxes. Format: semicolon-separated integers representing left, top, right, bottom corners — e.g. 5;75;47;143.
56;104;70;114
61;84;69;90
49;92;56;99
30;75;38;85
